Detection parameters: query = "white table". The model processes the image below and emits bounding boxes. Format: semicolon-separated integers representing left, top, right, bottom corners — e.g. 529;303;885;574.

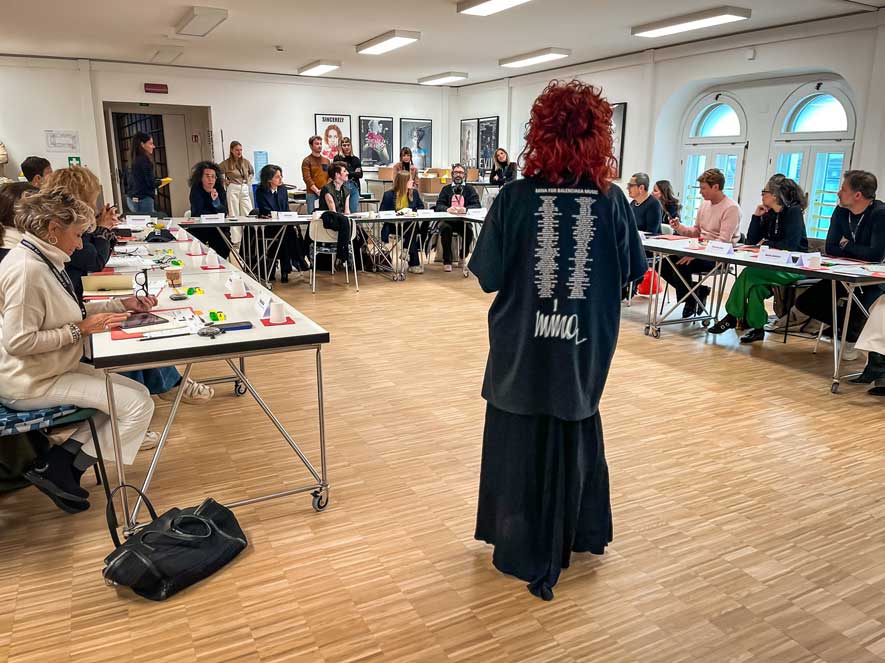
642;236;885;393
90;239;331;531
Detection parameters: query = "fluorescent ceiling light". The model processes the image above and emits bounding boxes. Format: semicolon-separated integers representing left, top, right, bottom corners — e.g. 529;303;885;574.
632;6;751;38
175;6;229;37
150;46;184;65
419;72;468;85
356;30;421;55
298;60;341;76
457;0;532;16
499;47;570;68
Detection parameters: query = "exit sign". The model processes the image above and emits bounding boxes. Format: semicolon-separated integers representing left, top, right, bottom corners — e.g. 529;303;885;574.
144;83;169;94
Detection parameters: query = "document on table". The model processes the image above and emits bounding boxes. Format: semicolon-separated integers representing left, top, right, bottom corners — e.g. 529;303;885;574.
106;256;155;269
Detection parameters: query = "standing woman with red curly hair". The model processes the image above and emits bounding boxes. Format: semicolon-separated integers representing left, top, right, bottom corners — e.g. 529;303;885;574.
469;80;647;600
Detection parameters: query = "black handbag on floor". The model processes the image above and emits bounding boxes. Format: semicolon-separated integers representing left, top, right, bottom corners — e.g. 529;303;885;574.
102;485;247;601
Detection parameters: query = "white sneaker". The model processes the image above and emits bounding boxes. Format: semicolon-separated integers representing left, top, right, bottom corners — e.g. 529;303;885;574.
141;431;160;451
841;341;860;361
408;265;424;274
158;378;215;404
444;264;453;272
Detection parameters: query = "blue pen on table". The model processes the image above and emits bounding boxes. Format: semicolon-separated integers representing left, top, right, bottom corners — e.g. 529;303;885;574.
137;332;192;342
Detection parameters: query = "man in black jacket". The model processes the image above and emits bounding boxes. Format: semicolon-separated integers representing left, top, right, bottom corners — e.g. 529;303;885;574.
796;170;885;346
433;163;481;270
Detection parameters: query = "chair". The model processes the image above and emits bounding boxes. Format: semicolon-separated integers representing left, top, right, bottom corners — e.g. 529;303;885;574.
308;218;360;293
0;405;112;507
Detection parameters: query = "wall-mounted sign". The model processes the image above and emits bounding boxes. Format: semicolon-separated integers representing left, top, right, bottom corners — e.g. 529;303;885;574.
144;83;169;94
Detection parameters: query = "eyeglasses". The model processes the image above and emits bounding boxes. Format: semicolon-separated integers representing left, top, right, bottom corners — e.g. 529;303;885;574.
133;268;149;298
626;183;638;188
761;190;772;195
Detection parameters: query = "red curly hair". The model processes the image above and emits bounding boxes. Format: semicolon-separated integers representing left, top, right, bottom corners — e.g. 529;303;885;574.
519;80;616;191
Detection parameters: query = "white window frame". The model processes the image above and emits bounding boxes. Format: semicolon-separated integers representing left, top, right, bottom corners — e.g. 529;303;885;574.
682;92;748;146
773;82;856;143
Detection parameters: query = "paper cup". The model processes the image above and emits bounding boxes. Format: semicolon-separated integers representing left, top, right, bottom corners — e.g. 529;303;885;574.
230;277;247;297
189;239;202;255
205;250;220;269
271;211;279;220
806;255;822;268
164;266;182;287
176;228;189;241
269;301;286;324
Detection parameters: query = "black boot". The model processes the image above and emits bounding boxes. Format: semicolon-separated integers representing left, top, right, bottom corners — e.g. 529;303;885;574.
24;446;90;512
851;352;885;384
708;314;738;334
740;328;766;344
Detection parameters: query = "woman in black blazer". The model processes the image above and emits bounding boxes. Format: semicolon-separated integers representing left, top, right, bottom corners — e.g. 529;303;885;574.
489;148;516;185
255;164;308;282
188;161;230;258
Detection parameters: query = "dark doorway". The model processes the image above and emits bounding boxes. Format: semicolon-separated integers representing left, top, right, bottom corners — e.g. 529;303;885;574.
112;113;172;216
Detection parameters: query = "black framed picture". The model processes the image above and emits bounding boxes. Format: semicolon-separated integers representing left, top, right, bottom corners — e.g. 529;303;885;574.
611;103;627;179
359;116;394;167
477;116;500;173
314;114;351;161
400;118;432;169
459;118;478;169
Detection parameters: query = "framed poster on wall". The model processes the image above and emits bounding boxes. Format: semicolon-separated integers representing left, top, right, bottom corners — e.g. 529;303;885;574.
611;103;627;179
400;118;432;169
477;116;499;173
460;118;478;169
314;114;351;161
359;116;393;167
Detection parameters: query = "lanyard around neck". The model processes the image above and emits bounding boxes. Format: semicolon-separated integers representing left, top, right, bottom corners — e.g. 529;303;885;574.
848;203;871;242
20;239;86;319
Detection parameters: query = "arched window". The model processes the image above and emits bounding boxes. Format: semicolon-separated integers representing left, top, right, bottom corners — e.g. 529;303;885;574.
783;93;850;135
691;103;742;138
679;93;748;224
771;82;856;238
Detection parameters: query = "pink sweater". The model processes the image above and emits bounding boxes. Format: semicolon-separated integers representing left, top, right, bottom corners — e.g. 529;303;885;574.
679;197;741;243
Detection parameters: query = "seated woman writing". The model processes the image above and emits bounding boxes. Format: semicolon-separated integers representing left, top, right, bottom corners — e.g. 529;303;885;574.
708;175;809;343
380;171;425;274
0;187;157;513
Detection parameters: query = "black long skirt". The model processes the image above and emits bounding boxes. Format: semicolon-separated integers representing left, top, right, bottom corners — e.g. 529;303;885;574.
474;404;612;601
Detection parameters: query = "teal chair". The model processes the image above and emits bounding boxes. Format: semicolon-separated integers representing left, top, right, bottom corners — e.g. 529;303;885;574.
0;405;112;508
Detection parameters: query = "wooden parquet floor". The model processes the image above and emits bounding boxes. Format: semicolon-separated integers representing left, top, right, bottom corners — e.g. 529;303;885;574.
2;267;885;663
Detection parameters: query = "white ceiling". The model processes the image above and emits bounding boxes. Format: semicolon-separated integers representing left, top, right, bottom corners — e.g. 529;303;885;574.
2;0;882;86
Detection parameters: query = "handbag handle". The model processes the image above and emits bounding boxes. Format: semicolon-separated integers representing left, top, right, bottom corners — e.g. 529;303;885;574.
105;484;160;548
141;515;212;547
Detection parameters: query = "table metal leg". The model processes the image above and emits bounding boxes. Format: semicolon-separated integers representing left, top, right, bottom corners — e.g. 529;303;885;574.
129;363;193;525
315;347;328;508
832;283;857;394
104;371;131;530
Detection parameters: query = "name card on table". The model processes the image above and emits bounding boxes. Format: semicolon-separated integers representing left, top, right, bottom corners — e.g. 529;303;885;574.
277;211;299;221
798;252;822;268
757;247;791;264
200;213;225;222
255;292;273;318
125;215;151;224
705;241;734;256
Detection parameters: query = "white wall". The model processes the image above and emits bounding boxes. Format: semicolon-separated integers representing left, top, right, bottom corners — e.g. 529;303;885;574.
448;10;885;230
0;57;451;213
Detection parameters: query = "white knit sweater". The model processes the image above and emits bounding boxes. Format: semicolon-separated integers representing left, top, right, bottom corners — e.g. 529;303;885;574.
0;233;125;400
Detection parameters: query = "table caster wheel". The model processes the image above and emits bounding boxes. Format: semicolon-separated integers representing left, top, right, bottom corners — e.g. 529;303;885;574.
463;270;469;278
311;490;328;512
234;382;247;396
831;383;840;394
644;326;650;336
701;319;710;328
651;328;661;339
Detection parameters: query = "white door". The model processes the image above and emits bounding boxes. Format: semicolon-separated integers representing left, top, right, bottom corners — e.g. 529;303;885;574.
681;146;745;224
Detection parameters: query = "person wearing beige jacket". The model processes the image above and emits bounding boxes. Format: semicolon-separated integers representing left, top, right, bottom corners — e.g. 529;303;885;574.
0;187;156;513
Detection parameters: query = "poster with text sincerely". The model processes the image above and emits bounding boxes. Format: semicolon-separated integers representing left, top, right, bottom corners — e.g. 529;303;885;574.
611;103;627;179
477;116;499;173
314;114;351;161
359;116;393;167
460;119;478;169
400;118;432;169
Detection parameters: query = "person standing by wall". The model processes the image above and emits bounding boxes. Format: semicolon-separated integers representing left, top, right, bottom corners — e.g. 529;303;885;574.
125;132;160;215
220;141;255;252
302;136;330;214
332;137;362;214
469;79;647;601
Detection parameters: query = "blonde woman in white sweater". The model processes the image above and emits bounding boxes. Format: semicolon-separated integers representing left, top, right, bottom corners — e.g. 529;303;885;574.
0;187;157;513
